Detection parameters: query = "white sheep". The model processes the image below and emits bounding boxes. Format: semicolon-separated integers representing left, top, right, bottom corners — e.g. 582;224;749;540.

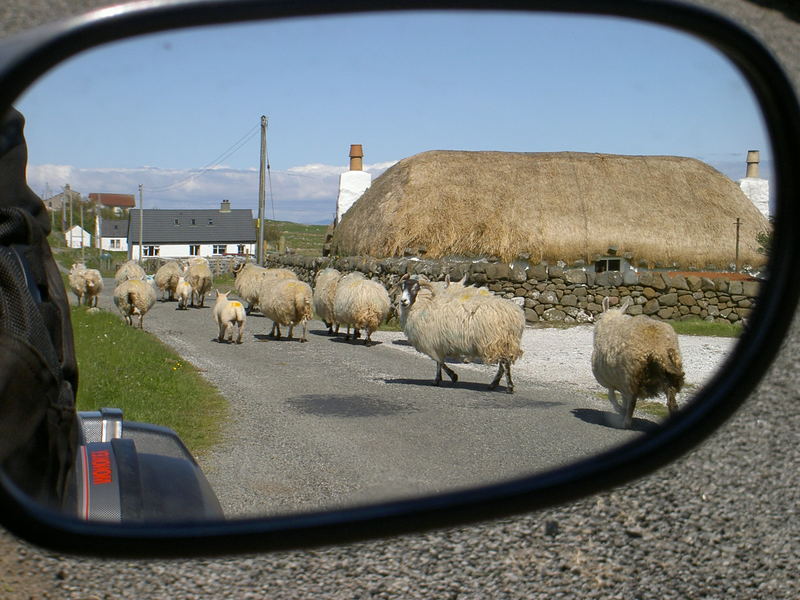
591;297;685;429
186;257;213;308
232;262;297;314
212;290;246;344
257;277;313;342
175;276;192;310
68;263;88;306
154;260;182;301
114;260;146;285
113;278;156;328
312;267;342;335
332;272;391;345
397;274;525;392
82;267;104;308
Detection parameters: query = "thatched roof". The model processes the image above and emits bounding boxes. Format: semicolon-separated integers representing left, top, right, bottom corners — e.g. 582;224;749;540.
330;150;770;269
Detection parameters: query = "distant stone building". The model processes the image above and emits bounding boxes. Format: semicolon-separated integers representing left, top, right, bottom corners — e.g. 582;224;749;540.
89;192;136;216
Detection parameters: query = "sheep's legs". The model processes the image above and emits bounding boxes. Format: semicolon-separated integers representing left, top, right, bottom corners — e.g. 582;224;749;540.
622;394;637;429
608;389;623;414
489;360;514;394
235;321;244;344
666;388;678;416
434;362;458;386
270;323;282;338
299;320;308;343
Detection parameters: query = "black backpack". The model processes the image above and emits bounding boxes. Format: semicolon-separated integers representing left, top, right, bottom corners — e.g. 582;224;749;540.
0;107;78;510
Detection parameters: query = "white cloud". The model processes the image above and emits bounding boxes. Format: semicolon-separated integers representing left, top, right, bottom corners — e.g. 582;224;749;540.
25;160;396;225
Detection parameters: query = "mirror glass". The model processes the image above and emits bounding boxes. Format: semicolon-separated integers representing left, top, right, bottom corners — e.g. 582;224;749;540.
15;10;771;521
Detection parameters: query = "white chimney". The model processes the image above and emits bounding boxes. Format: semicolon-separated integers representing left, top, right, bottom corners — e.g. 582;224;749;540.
335;144;372;224
737;149;770;219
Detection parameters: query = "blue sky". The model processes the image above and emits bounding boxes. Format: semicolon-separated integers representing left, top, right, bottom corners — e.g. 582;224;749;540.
17;10;770;224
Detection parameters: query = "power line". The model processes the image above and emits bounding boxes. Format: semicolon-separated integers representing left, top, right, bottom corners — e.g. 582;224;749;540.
146;124;260;193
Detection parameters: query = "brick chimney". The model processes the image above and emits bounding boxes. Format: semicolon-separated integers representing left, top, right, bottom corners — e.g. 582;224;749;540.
349;144;363;171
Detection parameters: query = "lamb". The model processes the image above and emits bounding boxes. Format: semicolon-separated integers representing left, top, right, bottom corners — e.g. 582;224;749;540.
114;260;146;285
312;267;342;335
257;277;313;342
232;262;297;314
397;274;525;392
212;290;246;344
113;278;156;328
154;260;182;301
186;257;213;308
175;276;192;310
332;271;392;345
591;296;685;429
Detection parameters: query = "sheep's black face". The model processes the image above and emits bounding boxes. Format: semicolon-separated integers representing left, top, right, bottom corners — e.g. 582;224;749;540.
399;279;420;307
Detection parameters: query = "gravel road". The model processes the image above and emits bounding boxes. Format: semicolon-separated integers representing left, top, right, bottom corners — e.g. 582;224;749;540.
2;1;798;598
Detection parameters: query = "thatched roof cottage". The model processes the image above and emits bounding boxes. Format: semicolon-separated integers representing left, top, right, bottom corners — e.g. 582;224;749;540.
330;150;770;270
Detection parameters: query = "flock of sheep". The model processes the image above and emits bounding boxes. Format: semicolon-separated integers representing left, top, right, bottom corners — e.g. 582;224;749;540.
68;258;686;429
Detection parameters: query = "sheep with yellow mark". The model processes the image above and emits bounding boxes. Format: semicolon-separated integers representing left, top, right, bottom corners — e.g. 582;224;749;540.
212;290;246;344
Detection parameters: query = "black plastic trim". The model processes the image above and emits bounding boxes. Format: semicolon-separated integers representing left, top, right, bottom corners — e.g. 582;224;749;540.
0;0;798;557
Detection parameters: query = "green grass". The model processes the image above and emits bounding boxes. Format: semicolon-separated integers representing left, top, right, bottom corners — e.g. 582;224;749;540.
669;319;743;338
71;306;227;455
261;220;328;256
51;244;128;278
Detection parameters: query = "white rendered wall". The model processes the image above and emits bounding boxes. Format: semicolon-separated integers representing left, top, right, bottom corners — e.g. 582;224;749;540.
101;237;129;252
738;177;770;219
336;170;372;223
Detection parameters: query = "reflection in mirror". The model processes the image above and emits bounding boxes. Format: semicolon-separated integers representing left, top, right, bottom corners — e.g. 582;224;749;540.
15;11;771;522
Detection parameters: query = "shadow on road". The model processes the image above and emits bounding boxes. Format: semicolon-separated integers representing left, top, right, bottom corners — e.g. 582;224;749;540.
286;394;419;418
571;408;658;432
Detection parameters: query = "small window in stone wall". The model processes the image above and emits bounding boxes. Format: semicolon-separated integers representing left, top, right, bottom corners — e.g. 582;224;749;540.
595;258;621;273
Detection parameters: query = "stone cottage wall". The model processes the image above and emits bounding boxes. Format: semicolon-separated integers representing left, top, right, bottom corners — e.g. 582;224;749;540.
255;253;758;325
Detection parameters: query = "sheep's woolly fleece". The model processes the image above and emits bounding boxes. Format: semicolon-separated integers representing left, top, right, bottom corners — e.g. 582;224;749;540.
372;325;734;407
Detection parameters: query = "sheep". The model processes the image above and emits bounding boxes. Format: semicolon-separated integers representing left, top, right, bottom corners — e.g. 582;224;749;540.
113;278;156;328
212;290;246;344
232;262;297;314
68;263;88;306
114;260;146;285
154;260;182;301
82;267;104;308
257;277;313;342
332;271;392;345
591;296;685;429
175;276;192;310
312;267;342;335
68;263;104;307
186;257;213;308
397;274;525;392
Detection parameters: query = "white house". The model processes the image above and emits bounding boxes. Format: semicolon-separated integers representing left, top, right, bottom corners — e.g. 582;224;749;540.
65;225;91;249
98;217;129;252
127;200;256;260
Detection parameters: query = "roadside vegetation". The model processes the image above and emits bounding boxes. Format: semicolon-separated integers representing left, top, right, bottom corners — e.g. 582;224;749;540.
71;306;227;455
258;219;327;256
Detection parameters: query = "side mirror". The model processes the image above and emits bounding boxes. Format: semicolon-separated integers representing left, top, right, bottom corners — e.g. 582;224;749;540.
0;0;798;558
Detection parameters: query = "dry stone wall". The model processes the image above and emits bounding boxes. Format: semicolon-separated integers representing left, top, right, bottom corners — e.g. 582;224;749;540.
262;254;758;325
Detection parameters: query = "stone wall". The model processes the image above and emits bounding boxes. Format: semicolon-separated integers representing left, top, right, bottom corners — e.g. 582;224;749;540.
259;253;758;325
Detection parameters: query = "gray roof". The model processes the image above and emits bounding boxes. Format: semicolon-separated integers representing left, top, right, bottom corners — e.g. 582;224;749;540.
100;219;128;238
127;209;256;244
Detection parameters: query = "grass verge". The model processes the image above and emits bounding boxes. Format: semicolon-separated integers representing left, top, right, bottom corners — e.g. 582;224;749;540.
669;319;743;338
71;306;227;456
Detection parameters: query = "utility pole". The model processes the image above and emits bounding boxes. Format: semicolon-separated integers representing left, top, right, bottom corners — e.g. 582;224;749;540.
258;115;267;266
80;201;85;264
734;217;742;272
66;184;73;245
138;184;144;263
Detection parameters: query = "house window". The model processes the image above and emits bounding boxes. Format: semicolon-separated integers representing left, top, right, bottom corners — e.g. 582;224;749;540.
109;239;120;249
143;246;160;257
595;258;621;273
191;218;196;226
189;245;200;256
237;244;246;255
213;244;227;255
208;218;214;226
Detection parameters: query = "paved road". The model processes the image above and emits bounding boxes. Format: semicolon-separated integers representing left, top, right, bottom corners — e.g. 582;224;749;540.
97;279;653;518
